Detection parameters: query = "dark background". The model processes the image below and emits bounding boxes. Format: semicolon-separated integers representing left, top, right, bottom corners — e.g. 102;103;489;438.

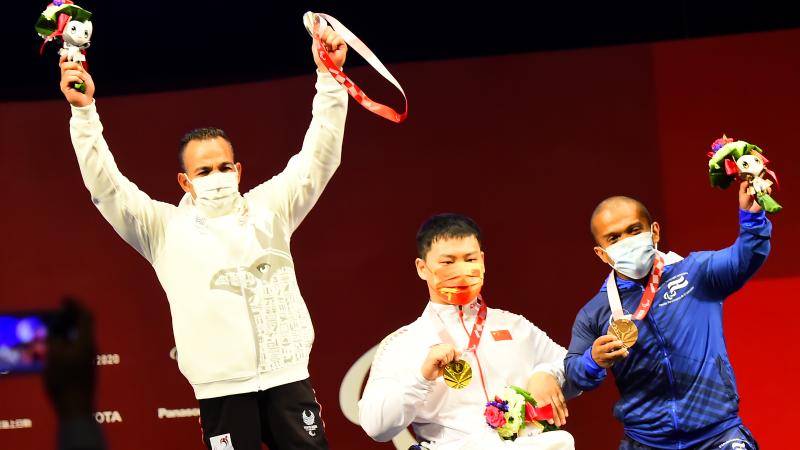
4;1;800;101
1;2;798;449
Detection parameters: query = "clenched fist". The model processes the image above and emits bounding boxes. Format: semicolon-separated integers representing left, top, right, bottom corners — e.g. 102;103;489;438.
59;54;94;107
591;334;629;368
312;27;347;72
421;344;460;381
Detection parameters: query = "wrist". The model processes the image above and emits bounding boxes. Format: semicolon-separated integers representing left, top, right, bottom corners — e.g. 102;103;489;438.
420;366;437;381
416;367;438;384
739;208;766;229
582;348;607;378
70;98;95;110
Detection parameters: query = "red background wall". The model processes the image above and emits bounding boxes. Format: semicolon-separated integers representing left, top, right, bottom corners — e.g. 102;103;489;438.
1;29;798;449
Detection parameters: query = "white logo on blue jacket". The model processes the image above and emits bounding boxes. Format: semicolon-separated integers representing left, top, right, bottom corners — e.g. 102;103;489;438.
664;274;689;300
659;272;694;306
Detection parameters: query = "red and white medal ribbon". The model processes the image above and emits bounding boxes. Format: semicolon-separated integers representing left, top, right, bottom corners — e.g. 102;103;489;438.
607;254;665;321
426;296;488;355
303;12;408;123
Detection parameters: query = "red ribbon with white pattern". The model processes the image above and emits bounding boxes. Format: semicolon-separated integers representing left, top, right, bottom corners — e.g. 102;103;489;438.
607;254;665;321
303;12;408;123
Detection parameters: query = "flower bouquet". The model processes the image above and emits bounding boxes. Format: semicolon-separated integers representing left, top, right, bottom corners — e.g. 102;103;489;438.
484;386;558;440
707;134;782;213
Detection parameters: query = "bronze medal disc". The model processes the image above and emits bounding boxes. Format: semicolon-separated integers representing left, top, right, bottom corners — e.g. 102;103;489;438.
609;319;638;348
443;359;473;389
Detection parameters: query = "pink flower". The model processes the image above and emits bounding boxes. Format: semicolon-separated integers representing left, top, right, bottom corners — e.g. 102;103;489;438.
484;405;507;428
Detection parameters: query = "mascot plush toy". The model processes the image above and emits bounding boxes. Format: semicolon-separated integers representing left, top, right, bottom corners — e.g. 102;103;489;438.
35;1;93;93
708;135;782;213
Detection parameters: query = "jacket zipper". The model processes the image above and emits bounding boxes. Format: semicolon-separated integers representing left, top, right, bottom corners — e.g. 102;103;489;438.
459;311;489;402
646;313;681;448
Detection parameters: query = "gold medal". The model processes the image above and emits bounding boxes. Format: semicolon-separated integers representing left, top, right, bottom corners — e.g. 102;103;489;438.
443;359;472;389
609;319;638;348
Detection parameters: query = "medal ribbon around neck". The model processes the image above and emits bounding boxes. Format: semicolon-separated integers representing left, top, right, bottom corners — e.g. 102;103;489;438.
607;253;665;321
303;12;408;123
427;296;489;390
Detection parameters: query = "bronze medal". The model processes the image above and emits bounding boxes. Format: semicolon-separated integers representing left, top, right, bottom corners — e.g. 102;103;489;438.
609;319;638;348
443;359;472;389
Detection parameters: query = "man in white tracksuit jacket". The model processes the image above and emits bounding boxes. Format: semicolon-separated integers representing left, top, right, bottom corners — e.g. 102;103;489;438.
58;28;349;450
359;214;579;450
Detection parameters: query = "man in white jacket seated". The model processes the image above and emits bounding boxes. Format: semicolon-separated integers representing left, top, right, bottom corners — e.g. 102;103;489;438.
359;214;578;450
58;27;348;450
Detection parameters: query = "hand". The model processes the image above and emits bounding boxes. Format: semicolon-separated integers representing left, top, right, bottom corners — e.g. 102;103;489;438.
526;372;568;427
738;180;771;213
311;26;347;72
591;334;629;369
59;54;95;107
43;300;97;420
420;344;460;381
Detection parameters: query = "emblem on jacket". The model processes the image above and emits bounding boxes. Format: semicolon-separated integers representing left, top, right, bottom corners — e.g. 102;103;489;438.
302;410;318;436
207;223;313;371
663;274;689;300
659;273;694;306
209;225;291;298
210;433;234;450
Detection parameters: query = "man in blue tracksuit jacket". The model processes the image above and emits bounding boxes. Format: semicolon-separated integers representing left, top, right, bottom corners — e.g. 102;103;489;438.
565;181;770;449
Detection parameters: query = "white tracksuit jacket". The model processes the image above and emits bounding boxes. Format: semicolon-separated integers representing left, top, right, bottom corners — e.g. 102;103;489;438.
69;72;347;399
359;300;579;449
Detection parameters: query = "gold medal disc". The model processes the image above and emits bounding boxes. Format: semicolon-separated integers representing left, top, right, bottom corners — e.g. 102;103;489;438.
609;319;638;348
443;359;472;389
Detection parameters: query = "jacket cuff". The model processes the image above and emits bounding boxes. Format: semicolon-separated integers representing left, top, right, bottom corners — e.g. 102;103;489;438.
70;99;98;122
582;348;606;379
315;70;345;94
531;363;566;387
739;209;766;229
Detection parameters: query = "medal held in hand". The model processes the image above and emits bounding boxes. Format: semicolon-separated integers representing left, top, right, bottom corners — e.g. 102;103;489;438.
443;359;472;389
303;11;408;123
427;295;487;390
609;318;638;348
605;254;665;349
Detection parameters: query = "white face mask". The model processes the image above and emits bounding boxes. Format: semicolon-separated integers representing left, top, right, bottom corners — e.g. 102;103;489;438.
187;170;240;217
603;229;656;279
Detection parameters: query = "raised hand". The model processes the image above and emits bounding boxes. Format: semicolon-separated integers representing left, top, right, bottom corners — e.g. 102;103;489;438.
420;344;460;381
738;180;772;213
312;27;347;72
591;334;629;368
59;54;95;107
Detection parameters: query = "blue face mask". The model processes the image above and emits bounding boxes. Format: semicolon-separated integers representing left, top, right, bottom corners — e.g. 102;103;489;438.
603;229;656;279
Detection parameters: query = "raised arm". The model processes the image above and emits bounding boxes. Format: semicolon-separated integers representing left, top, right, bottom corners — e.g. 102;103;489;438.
701;181;772;298
247;28;349;232
60;56;173;263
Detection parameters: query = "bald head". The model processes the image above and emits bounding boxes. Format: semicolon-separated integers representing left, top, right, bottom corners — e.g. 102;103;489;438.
590;196;653;245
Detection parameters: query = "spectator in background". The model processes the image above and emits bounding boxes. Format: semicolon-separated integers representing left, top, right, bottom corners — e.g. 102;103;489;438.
44;300;106;450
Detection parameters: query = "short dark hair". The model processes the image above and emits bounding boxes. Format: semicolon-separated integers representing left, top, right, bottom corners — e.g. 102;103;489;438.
178;127;233;171
590;196;652;241
416;213;483;259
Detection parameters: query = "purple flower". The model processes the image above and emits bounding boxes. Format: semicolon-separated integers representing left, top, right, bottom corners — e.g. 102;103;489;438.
711;136;734;152
485;400;509;412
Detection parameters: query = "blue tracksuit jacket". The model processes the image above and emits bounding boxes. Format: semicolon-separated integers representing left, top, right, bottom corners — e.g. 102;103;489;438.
565;209;771;449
